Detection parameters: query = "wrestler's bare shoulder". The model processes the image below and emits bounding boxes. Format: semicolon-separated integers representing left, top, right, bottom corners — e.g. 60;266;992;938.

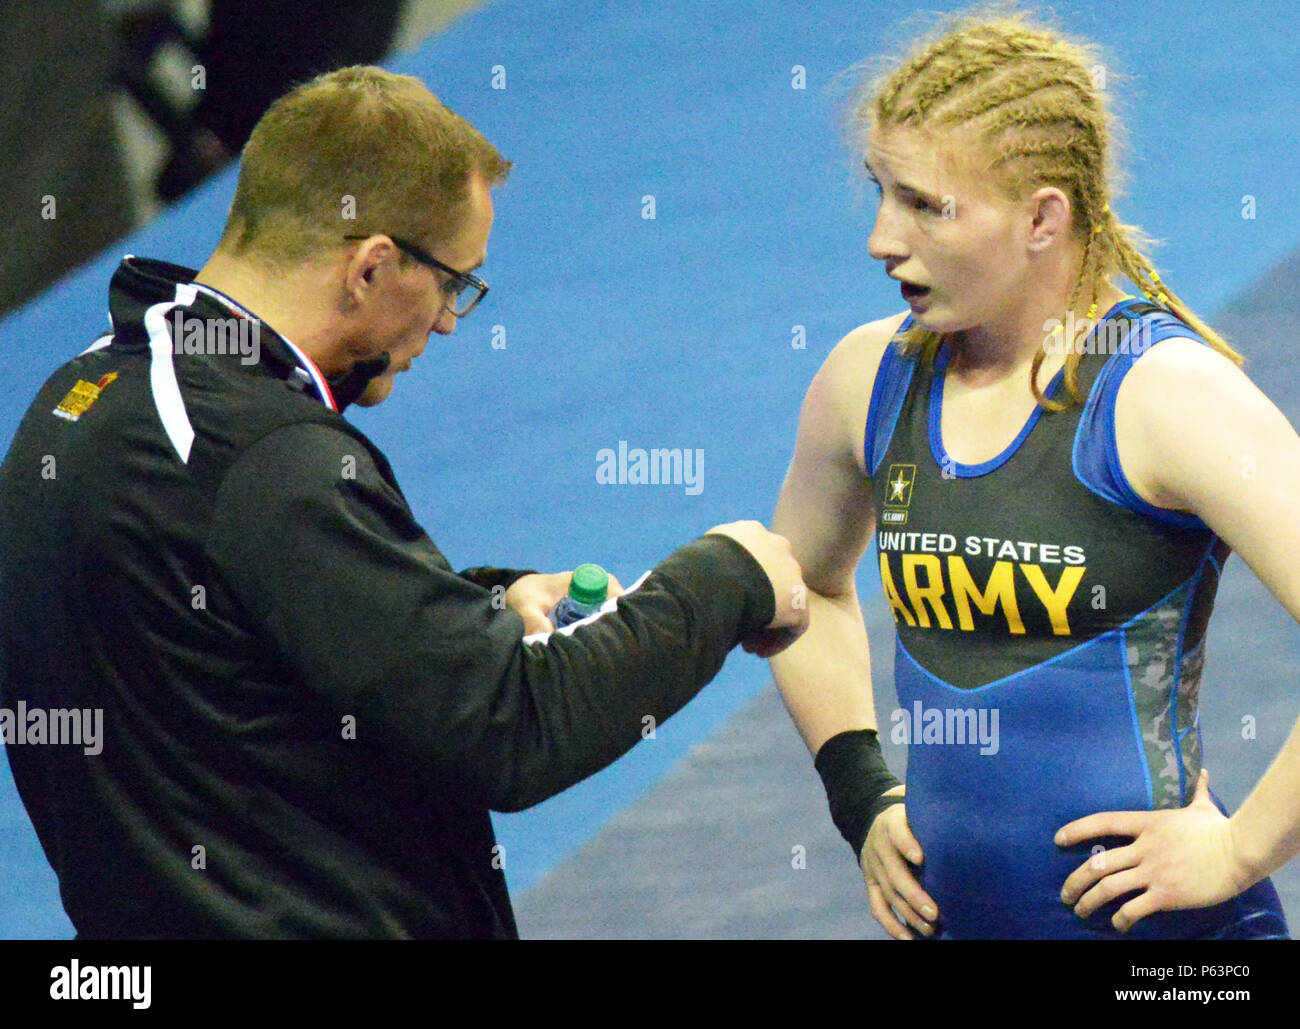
809;311;910;475
822;310;910;389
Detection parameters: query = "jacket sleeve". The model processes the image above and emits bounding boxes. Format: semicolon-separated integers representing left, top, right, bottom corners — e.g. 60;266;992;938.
205;422;775;812
456;566;538;593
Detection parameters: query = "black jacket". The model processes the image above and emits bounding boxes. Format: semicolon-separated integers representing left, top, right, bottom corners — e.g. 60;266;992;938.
0;256;774;938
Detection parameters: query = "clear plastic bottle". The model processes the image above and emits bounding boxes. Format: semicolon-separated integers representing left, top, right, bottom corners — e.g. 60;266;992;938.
548;563;610;628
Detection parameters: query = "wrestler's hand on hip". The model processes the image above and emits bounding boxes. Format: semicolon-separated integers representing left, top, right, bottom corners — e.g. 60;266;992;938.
861;787;939;939
1056;768;1255;932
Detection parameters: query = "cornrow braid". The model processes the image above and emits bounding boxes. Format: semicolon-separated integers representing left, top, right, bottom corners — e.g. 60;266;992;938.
989;136;1097;175
1030;196;1106;411
895;49;1013;121
933;63;1092;126
1110;231;1240;367
975;97;1102;142
852;7;1243;408
876;31;965;118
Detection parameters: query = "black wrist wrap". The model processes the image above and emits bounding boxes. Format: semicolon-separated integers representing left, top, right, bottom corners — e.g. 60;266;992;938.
814;728;904;863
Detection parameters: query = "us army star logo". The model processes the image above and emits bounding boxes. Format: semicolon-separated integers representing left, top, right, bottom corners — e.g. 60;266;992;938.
886;463;916;507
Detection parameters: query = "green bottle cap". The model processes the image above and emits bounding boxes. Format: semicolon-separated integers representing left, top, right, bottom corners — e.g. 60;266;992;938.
569;563;609;607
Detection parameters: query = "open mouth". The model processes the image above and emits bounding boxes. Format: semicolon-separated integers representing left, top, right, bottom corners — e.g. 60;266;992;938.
900;281;930;302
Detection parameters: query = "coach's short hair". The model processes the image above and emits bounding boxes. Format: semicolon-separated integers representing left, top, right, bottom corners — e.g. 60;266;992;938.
219;65;509;265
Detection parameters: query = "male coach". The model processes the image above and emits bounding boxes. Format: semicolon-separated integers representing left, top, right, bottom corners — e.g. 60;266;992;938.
0;66;807;938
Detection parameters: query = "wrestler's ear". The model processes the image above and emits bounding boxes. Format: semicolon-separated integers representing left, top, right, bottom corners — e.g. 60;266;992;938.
1025;186;1071;253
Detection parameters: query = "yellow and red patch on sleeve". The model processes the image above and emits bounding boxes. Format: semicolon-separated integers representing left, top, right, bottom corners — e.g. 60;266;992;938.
53;372;118;422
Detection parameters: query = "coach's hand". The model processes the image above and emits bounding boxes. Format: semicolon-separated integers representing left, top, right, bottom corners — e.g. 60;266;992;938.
862;788;938;939
1056;768;1255;931
705;521;809;657
505;571;625;635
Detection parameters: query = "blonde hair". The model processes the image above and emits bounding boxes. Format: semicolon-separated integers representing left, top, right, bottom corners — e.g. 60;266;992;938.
220;66;510;266
849;5;1241;409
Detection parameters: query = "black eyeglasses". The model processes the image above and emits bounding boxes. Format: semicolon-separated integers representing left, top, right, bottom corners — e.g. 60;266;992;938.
343;234;489;317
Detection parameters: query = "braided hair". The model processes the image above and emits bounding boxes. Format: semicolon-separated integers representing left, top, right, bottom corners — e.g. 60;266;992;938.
850;6;1241;410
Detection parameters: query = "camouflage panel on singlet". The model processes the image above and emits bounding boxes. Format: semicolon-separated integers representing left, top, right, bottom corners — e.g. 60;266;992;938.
862;299;1287;939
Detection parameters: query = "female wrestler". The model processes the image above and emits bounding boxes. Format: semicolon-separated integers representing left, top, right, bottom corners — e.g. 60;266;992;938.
769;8;1300;938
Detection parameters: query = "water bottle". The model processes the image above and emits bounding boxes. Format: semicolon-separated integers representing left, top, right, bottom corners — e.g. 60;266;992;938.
548;563;610;628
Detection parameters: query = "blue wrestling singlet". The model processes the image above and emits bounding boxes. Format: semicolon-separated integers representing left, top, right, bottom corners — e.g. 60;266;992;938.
863;298;1289;939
